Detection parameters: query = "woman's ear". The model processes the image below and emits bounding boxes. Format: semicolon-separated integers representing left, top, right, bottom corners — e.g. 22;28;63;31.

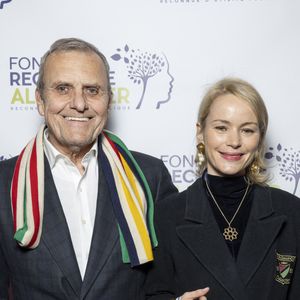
196;122;204;145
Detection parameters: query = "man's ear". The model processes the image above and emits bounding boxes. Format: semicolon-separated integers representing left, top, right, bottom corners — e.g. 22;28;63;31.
196;122;204;145
106;91;113;111
36;89;45;116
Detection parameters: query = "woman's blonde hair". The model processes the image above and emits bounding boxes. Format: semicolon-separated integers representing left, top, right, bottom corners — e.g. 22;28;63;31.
196;77;269;185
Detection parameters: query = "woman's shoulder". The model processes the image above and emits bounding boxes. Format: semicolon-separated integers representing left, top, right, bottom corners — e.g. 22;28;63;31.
155;178;203;217
266;185;299;201
255;184;300;211
157;186;188;209
154;190;187;229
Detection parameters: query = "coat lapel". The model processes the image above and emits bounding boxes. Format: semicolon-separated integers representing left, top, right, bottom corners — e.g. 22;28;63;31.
236;186;286;285
176;180;248;300
41;157;82;297
80;153;119;298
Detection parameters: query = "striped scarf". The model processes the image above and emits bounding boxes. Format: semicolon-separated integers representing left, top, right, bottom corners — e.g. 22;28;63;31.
11;125;157;267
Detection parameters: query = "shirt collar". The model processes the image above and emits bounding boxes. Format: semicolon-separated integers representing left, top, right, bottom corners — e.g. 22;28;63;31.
43;128;98;169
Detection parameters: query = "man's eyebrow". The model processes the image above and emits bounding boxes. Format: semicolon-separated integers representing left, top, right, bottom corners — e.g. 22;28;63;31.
50;81;72;87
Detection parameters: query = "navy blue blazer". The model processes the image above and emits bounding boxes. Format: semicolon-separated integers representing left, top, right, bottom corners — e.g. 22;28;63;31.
0;149;177;300
146;178;300;300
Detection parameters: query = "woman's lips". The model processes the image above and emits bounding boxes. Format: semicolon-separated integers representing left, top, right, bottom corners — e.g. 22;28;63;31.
220;152;243;161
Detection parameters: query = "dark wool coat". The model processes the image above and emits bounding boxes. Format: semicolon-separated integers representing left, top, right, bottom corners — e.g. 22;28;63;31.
146;178;300;300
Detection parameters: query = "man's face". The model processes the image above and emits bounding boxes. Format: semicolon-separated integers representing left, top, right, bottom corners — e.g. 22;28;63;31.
36;50;110;156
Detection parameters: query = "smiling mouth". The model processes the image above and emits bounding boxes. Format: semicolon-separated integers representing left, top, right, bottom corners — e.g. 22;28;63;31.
64;116;91;122
220;152;243;161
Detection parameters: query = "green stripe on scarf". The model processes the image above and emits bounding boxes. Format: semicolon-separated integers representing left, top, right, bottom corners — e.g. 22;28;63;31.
104;131;158;247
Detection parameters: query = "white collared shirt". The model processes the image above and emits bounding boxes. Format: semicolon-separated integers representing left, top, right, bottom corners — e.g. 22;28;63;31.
43;130;99;279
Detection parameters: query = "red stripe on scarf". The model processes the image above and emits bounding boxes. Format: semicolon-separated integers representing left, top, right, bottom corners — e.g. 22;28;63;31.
28;139;40;247
11;148;26;232
103;133;123;163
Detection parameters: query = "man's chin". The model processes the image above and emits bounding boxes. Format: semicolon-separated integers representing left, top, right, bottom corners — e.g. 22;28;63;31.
62;137;97;153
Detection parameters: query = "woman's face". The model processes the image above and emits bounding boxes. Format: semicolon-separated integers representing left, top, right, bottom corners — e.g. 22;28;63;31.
197;93;261;177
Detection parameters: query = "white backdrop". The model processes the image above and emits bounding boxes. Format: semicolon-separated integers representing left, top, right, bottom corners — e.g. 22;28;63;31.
0;0;299;195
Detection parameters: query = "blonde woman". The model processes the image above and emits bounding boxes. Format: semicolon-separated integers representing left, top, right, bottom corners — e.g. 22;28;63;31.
146;78;300;300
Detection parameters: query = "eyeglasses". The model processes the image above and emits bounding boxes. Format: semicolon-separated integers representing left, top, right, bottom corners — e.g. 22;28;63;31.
44;83;109;101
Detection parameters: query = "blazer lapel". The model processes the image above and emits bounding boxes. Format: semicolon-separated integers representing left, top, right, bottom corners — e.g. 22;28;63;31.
80;157;119;298
177;180;248;300
42;157;82;297
236;186;286;285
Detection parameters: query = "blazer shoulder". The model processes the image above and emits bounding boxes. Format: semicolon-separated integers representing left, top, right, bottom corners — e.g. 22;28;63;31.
0;155;18;167
0;156;18;179
131;151;178;200
131;151;164;169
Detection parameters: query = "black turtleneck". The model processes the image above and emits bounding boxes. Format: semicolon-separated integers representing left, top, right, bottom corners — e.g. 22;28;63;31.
204;173;253;259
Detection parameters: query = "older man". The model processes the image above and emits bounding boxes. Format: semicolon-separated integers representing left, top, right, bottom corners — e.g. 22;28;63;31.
0;38;177;299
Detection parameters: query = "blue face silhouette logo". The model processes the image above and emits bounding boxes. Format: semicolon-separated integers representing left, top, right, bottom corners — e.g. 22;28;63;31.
111;45;174;109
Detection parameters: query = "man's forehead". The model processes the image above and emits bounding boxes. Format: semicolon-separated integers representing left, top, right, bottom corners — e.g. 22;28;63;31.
44;52;102;75
47;49;102;62
45;49;105;69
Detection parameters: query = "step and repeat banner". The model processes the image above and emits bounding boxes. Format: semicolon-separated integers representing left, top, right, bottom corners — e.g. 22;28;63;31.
0;0;299;196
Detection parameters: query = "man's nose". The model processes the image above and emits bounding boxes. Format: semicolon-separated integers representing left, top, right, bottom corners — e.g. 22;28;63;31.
70;88;88;111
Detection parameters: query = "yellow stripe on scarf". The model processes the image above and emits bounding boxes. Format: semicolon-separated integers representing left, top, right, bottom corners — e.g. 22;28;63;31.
120;154;145;213
118;167;153;260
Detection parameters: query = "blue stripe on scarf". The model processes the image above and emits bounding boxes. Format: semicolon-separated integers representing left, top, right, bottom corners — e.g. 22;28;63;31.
115;145;146;194
99;144;140;266
114;144;155;243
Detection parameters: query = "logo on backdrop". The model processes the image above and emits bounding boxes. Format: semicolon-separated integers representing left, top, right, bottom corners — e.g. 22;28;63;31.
265;143;300;195
110;44;174;110
8;47;174;112
8;56;39;111
161;154;197;189
0;0;12;9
